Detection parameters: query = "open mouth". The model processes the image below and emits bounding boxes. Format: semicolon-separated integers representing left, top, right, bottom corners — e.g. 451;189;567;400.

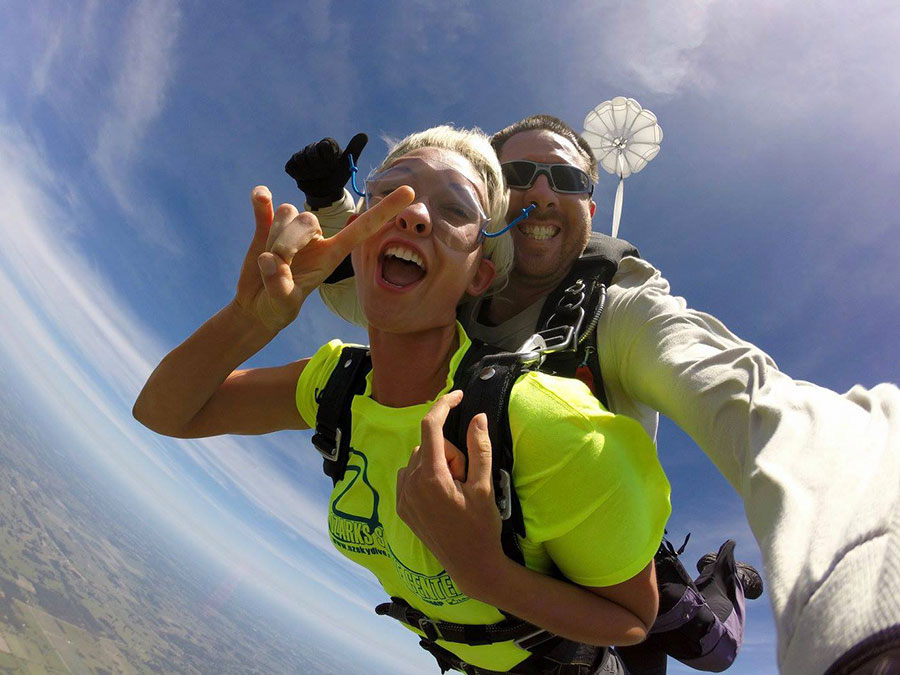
517;222;561;241
379;244;427;288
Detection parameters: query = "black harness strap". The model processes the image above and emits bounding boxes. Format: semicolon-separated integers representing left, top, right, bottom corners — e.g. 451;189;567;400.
323;254;354;285
375;597;553;649
312;346;371;485
539;278;608;407
443;346;528;565
417;635;607;675
537;232;638;408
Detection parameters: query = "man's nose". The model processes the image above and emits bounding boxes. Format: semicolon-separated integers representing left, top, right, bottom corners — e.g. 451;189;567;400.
395;201;433;236
522;172;558;210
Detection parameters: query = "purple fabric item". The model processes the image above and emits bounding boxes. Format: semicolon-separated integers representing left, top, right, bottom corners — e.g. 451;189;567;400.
647;571;747;672
650;585;705;633
680;581;746;672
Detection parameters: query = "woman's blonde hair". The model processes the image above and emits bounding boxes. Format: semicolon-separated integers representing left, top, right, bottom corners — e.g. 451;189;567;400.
377;125;513;294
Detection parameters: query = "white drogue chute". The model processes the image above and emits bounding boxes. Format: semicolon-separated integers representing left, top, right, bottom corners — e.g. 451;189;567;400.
583;97;663;238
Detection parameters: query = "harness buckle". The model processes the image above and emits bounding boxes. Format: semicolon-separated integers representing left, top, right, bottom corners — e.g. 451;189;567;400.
496;469;513;520
417;616;444;642
513;627;555;650
312;427;341;462
515;324;579;367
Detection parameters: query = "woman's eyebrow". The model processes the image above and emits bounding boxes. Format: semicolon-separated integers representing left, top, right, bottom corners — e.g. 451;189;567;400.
446;181;479;198
383;164;414;177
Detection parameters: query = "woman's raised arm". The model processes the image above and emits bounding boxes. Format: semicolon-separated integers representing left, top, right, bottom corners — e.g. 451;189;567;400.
133;185;413;438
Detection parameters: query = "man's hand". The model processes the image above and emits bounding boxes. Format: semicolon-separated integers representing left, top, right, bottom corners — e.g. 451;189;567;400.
233;184;413;333
284;133;368;209
396;391;504;596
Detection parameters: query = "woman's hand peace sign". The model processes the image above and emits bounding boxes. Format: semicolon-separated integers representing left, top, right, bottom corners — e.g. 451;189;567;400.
234;184;414;332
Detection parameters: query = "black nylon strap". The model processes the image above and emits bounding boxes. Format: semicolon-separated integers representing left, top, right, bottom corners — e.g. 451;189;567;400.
416;634;605;675
375;597;551;647
537;232;636;329
313;346;371;484
323;254;354;284
535;232;636;408
442;344;528;564
442;340;501;442
540;279;609;409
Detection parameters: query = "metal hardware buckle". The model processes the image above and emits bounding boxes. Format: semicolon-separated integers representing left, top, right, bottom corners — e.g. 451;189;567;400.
514;278;592;367
312;428;341;461
515;324;579;368
496;469;513;520
417;616;443;641
513;627;554;649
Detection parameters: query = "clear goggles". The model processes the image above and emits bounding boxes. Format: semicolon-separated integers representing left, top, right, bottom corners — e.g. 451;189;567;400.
501;160;593;195
365;157;490;252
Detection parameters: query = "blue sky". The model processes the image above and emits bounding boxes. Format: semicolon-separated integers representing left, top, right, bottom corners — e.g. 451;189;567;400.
1;1;899;673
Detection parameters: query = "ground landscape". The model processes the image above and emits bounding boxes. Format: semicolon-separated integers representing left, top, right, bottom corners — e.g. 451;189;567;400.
0;379;348;674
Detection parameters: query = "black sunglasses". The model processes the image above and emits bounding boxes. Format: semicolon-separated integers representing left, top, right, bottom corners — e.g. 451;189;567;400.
501;161;593;195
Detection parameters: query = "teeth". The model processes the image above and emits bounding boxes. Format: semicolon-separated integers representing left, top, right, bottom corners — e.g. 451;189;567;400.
519;224;559;241
384;245;425;270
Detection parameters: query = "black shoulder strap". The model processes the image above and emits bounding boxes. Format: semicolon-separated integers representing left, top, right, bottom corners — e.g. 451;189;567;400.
535;232;639;408
576;231;639;279
312;346;371;485
538;232;638;330
323;255;354;285
442;341;528;566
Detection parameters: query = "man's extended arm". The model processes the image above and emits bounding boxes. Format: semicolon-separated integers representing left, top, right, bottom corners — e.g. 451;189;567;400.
285;135;368;327
597;255;900;672
314;191;368;327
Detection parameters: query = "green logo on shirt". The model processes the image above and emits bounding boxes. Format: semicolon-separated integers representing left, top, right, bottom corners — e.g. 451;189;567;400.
389;543;467;606
329;447;466;606
330;449;387;557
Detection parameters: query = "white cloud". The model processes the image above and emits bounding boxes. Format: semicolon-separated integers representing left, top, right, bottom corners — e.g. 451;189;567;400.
91;0;183;254
28;19;64;99
594;0;900;128
594;0;716;96
23;0;102;97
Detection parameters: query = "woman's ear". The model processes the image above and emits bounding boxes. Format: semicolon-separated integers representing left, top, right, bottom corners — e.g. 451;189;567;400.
467;257;496;297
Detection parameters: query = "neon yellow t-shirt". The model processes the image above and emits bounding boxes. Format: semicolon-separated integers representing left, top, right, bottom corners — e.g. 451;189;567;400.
296;325;671;671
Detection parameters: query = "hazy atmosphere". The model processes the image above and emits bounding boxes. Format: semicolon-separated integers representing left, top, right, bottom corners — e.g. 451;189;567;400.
1;1;898;673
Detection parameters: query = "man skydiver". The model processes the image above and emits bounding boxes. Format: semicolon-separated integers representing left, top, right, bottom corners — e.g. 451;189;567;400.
285;117;900;675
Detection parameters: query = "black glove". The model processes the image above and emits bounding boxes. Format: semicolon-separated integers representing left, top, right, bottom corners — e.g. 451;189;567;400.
284;133;368;210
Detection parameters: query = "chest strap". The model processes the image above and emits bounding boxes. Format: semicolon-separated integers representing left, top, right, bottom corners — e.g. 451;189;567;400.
375;597;554;650
312;346;371;485
443;346;529;566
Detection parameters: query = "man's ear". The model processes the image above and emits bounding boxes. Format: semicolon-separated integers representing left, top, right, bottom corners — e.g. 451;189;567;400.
467;257;496;297
589;200;596;218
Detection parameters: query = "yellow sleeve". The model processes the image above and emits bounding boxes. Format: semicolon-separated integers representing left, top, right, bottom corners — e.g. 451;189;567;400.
509;372;671;587
294;339;348;429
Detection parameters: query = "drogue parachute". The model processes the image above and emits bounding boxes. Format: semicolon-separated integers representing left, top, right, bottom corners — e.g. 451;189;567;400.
583;97;663;238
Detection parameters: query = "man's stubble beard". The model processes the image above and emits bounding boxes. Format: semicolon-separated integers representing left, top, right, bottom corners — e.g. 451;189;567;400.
510;224;590;292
